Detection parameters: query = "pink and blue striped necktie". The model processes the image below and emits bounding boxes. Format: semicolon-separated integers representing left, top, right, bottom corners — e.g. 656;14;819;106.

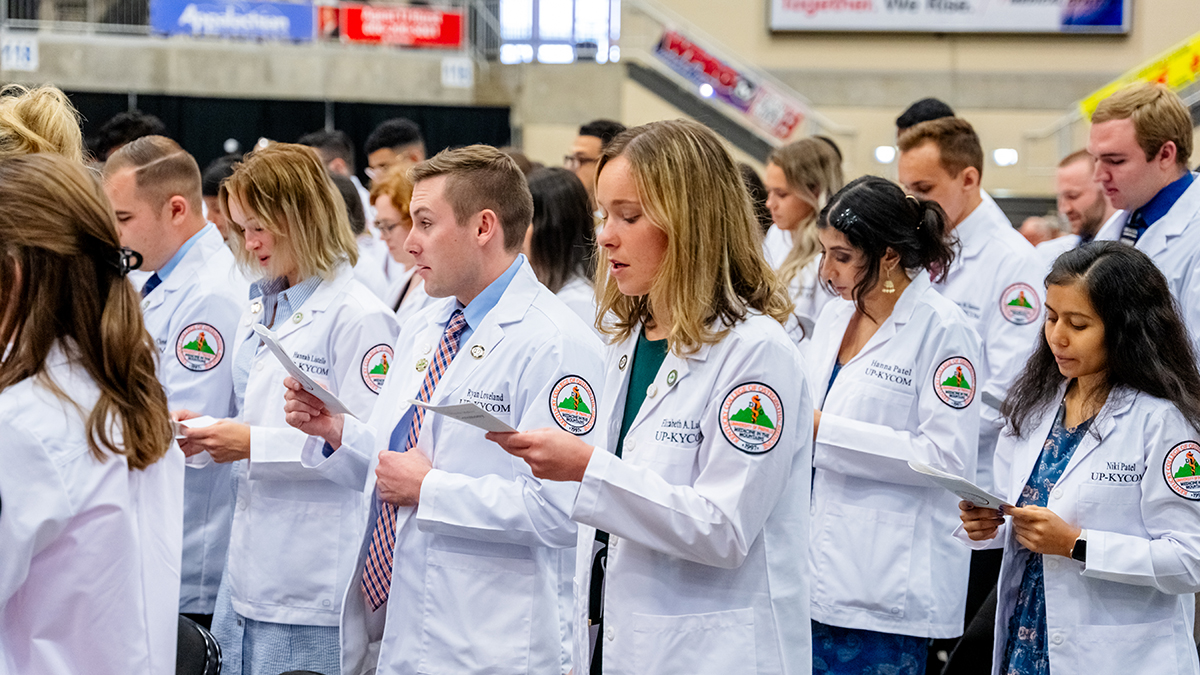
361;309;469;611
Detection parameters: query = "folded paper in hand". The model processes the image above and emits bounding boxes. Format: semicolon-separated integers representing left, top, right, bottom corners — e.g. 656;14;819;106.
253;324;357;418
409;400;517;433
908;460;1013;509
173;415;218;439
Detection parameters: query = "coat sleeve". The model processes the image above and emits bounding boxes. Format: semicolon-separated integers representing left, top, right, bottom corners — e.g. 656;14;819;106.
978;255;1044;425
572;334;813;569
162;287;243;463
414;336;604;550
247;303;400;481
0;419;72;606
1082;407;1200;595
815;321;982;487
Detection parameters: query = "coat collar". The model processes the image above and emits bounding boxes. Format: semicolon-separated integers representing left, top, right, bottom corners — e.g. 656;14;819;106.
1008;383;1140;494
269;265;355;341
604;320;715;441
950;197;1009;262
419;259;542;401
141;225;225;312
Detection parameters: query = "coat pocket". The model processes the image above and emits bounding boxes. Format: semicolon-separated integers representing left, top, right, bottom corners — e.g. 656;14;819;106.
631;608;756;675
416;548;535;674
1065;617;1181;675
245;495;343;611
811;501;916;618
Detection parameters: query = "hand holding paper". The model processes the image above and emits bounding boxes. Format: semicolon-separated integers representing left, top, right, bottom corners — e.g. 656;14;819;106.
409;400;517;433
253;324;357;418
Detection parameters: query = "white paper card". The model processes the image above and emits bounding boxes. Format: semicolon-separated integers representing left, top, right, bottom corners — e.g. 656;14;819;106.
409;400;517;433
908;460;1013;509
173;415;219;439
253;324;357;418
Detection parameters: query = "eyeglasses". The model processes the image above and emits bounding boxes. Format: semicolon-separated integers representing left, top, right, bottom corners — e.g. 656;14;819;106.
376;219;408;236
563;154;599;171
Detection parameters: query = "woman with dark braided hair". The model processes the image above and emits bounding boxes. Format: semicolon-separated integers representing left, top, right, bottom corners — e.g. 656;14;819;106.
0;153;182;675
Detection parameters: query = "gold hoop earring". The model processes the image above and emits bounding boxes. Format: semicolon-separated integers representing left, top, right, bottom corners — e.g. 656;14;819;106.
882;267;896;294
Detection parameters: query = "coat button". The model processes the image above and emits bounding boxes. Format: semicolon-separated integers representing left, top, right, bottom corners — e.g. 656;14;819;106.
323;599;332;607
237;499;247;510
890;607;900;615
255;362;264;372
625;439;636;452
1051;488;1063;500
422;343;432;355
647;384;657;398
1046;558;1058;571
605;628;614;641
1051;633;1064;645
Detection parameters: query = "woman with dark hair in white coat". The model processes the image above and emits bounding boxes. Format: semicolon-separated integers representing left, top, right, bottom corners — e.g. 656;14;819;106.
960;242;1200;675
808;175;982;674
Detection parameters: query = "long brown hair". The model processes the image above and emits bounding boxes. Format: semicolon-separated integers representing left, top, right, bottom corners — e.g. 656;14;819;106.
595;119;793;353
0;154;172;470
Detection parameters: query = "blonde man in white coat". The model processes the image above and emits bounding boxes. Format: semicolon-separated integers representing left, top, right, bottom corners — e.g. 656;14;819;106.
1088;83;1200;355
0;154;184;675
283;145;605;675
176;144;400;675
960;243;1200;675
488;120;814;675
103;135;247;628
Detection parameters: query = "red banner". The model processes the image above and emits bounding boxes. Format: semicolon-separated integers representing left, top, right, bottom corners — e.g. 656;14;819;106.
338;4;462;48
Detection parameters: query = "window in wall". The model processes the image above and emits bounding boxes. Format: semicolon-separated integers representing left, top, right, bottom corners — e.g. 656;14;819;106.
497;0;620;65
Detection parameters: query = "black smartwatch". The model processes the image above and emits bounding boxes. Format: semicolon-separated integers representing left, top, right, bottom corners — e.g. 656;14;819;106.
1070;529;1088;563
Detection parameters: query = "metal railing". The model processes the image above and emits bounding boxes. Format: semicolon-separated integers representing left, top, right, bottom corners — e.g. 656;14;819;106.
3;0;150;33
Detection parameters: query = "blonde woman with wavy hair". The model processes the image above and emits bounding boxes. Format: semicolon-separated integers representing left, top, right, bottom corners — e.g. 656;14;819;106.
763;137;844;344
177;142;400;675
0;153;183;675
0;85;84;162
488;119;815;675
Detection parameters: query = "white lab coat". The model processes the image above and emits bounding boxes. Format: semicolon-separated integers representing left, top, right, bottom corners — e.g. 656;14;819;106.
762;224;833;347
936;199;1043;493
808;273;982;638
572;313;814;675
309;259;605;675
959;386;1200;675
1096;174;1200;353
555;274;599;333
141;224;247;615
0;344;185;675
383;264;438;327
224;265;400;627
354;234;392;302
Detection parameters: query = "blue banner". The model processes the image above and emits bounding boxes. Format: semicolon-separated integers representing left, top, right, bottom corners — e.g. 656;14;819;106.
151;0;313;41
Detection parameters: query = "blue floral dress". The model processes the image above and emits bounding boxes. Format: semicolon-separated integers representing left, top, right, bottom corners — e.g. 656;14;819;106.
999;403;1092;675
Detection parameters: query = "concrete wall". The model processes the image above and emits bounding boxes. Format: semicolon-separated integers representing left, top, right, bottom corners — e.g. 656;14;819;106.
4;0;1198;196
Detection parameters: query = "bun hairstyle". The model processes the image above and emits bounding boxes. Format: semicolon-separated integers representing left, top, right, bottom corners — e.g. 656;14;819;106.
818;175;957;318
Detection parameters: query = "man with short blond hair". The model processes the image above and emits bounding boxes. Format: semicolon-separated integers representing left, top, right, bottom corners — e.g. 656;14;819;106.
285;144;604;675
103;135;247;629
1089;82;1200;350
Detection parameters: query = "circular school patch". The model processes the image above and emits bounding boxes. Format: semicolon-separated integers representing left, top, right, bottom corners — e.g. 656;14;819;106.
360;344;394;394
550;375;597;435
1163;441;1200;500
999;282;1042;325
175;323;224;372
933;357;976;409
719;382;784;455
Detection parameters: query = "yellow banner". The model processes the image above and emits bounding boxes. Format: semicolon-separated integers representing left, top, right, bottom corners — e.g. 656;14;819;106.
1079;32;1200;119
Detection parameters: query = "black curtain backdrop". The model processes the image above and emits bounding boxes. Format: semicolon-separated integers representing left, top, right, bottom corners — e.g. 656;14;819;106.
68;90;512;183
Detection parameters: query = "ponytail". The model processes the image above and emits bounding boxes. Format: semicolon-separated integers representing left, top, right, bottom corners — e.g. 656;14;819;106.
818;175;958;317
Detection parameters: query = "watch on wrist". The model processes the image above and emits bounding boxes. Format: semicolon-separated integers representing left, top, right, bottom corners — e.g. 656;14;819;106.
1070;529;1088;563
